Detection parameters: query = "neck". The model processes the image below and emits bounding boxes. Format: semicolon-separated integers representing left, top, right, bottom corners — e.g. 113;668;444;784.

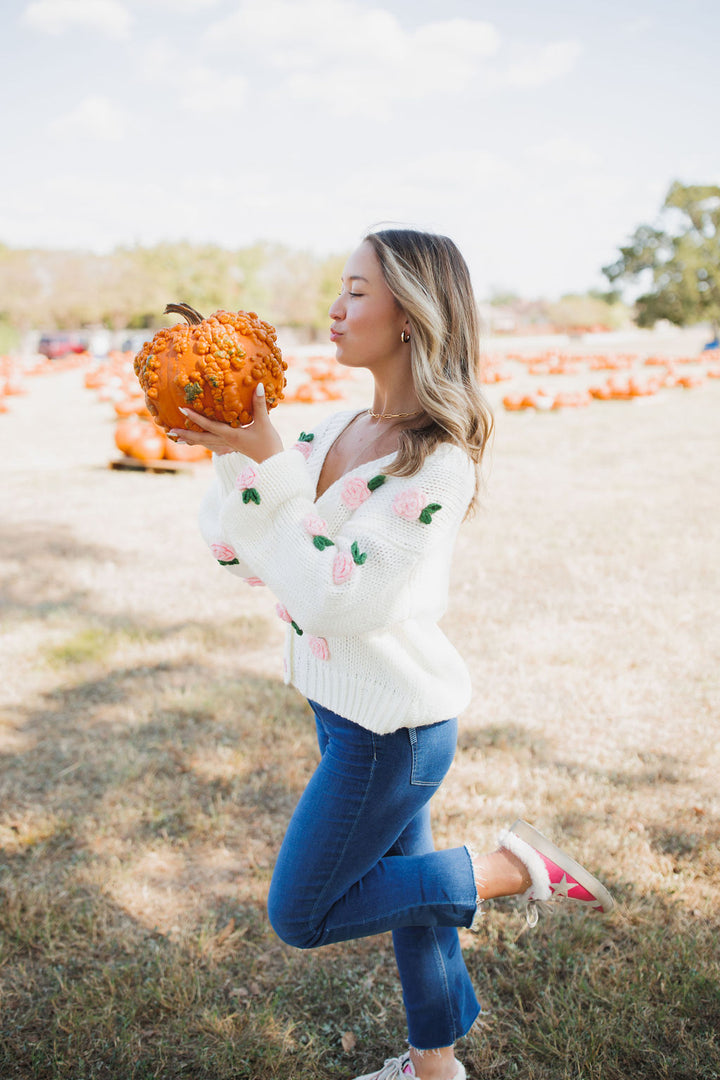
369;376;421;423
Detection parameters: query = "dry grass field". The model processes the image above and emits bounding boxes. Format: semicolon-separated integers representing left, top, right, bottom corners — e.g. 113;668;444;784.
1;330;719;1079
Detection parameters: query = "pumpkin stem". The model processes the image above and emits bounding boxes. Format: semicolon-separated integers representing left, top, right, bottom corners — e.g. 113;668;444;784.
164;302;205;325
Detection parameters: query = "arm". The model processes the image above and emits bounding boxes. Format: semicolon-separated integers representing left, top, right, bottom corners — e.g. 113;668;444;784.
174;384;283;585
198;471;265;583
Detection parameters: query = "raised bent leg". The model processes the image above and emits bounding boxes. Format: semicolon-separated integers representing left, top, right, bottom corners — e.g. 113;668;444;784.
267;703;477;949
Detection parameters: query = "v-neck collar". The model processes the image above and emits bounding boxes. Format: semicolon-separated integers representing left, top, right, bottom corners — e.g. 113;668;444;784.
312;408;397;504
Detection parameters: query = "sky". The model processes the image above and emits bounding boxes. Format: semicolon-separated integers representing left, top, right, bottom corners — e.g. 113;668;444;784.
1;0;718;300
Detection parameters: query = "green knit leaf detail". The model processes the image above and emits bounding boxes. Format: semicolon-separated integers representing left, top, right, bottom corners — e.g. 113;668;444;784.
298;431;315;442
291;621;303;636
242;488;261;505
418;503;442;524
351;541;367;565
218;558;240;566
367;474;386;491
312;535;335;551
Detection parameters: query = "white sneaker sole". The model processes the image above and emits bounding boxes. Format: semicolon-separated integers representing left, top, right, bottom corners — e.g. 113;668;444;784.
351;1056;465;1080
510;819;615;913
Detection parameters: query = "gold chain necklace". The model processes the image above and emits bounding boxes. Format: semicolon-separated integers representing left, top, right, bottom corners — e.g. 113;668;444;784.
367;407;422;420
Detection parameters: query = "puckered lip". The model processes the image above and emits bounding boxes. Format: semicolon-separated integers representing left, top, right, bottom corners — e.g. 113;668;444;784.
330;327;343;339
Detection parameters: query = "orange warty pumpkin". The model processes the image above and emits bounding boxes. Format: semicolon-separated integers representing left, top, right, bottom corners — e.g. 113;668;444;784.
133;303;288;433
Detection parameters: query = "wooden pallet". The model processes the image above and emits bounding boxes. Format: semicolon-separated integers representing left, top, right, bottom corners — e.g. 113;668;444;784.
109;456;197;475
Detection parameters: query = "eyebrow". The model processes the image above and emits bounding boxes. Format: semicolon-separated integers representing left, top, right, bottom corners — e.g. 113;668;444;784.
342;275;369;283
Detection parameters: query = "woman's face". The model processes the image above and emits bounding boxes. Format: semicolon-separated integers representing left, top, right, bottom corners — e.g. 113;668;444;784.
328;241;408;371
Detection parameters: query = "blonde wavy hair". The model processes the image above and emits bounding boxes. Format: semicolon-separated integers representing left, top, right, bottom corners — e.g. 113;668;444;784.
364;228;494;513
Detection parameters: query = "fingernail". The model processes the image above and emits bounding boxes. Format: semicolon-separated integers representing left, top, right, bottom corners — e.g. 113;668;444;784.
179;408;189;415
256;383;265;397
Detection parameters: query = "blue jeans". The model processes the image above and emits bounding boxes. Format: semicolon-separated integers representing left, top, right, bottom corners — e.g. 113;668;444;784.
267;700;481;1050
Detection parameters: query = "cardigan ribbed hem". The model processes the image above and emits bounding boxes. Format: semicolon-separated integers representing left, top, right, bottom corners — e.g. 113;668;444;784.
284;623;473;732
290;664;471;732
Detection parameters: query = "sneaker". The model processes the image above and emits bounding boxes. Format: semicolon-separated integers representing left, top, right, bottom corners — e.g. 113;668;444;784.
499;819;614;925
352;1050;466;1080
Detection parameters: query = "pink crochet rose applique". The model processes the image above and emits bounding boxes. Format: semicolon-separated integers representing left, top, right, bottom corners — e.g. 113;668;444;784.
242;576;265;587
275;603;303;636
332;550;354;584
211;542;239;566
294;440;313;461
302;512;335;551
332;541;368;583
293;431;314;460
275;603;292;623
235;465;261;505
392;488;442;524
308;635;330;661
341;474;386;508
340;477;371;509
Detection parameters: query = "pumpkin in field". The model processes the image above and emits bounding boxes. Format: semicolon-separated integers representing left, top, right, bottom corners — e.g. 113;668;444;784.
115;416;166;462
133;303;287;433
162;435;211;462
114;397;151;418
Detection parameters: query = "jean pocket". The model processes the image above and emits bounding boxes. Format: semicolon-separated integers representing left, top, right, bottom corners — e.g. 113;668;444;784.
408;719;457;786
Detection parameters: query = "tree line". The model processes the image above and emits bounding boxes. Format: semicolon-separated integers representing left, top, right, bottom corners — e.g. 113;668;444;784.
0;241;347;335
0;239;629;340
1;182;716;339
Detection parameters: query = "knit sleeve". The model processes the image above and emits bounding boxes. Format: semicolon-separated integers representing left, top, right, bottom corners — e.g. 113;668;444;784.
198;460;267;585
208;443;474;636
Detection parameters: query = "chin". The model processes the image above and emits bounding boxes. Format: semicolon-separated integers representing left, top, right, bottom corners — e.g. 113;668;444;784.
334;348;355;368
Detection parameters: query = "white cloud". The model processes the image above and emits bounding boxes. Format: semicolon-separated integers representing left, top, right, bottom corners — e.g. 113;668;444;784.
413;17;500;69
137;43;247;114
50;95;129;140
201;3;582;114
203;0;501;114
204;0;397;65
503;40;583;89
22;0;132;38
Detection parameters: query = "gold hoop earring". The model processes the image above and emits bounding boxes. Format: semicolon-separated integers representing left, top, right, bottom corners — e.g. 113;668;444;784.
401;329;410;343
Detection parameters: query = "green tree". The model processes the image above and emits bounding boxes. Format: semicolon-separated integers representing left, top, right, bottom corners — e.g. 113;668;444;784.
603;181;720;337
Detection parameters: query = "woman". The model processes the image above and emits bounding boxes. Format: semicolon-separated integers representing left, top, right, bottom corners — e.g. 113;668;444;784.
173;229;613;1080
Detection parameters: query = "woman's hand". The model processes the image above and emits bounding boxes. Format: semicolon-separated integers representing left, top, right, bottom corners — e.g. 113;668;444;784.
169;384;284;462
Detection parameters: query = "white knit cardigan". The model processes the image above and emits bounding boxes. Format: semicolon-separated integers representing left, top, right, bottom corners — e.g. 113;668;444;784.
198;408;475;733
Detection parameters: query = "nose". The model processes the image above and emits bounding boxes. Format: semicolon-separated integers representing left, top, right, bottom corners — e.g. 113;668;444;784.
328;294;344;321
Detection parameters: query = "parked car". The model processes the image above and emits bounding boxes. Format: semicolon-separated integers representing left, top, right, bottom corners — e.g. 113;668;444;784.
37;333;89;359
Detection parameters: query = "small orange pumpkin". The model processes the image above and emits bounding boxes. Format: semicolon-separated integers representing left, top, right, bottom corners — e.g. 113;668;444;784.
115;416;146;456
163;435;211;462
502;394;529;411
134;303;288;433
115;416;167;461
